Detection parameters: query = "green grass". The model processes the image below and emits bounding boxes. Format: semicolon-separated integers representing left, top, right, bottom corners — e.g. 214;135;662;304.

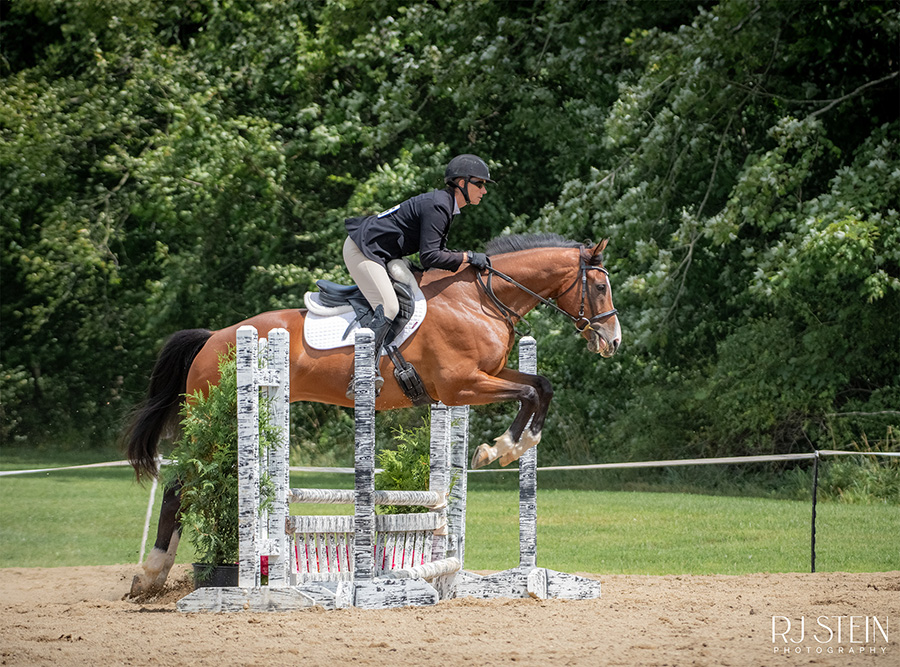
0;466;159;567
463;484;899;574
1;461;897;573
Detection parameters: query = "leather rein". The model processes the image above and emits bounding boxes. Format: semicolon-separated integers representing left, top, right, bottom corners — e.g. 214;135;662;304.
475;255;618;337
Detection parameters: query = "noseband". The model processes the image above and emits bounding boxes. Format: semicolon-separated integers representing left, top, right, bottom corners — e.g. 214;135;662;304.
476;255;618;336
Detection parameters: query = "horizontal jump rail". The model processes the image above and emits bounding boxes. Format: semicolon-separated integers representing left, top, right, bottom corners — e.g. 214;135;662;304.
289;487;447;509
382;556;461;581
287;512;446;535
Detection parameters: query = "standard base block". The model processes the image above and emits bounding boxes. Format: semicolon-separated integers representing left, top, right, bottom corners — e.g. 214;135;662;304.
455;567;601;601
176;586;320;612
352;578;440;609
177;577;442;612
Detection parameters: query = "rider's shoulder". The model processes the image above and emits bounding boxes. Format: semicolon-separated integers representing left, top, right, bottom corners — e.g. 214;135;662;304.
414;188;453;211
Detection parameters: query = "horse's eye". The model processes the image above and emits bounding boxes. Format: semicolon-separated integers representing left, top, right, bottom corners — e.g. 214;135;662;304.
595;283;607;294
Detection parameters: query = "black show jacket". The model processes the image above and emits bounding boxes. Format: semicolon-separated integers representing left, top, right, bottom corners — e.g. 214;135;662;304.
345;188;465;271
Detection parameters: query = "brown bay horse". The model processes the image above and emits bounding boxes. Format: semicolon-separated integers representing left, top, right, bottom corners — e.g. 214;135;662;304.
125;233;621;594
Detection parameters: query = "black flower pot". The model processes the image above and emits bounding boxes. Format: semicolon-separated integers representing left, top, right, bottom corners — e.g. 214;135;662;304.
192;563;239;589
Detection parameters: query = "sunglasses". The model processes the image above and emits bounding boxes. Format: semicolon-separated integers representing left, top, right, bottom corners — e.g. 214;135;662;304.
470;180;487;189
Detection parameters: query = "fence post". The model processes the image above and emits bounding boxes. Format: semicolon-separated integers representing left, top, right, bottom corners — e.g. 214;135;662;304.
352;329;377;584
810;452;820;573
518;336;538;569
237;325;260;588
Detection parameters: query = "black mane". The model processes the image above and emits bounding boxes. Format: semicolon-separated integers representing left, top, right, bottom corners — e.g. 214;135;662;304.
484;233;582;256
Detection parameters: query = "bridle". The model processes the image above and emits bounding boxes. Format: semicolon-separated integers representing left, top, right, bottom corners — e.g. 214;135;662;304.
475;252;618;337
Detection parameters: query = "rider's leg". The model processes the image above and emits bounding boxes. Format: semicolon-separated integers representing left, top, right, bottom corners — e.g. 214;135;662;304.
343;237;399;396
342;237;400;320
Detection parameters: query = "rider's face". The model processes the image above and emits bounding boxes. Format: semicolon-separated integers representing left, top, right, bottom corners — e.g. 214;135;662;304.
464;178;487;205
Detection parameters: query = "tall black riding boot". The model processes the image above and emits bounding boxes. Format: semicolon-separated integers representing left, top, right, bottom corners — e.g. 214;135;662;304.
345;305;396;399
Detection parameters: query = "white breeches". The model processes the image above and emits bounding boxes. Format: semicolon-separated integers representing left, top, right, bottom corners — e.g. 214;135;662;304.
343;236;400;320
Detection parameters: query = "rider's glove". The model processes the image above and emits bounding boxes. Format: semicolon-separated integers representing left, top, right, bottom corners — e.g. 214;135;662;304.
467;251;490;270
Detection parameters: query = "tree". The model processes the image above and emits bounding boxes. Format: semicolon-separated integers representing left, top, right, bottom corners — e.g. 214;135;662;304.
538;0;899;460
2;0;896;469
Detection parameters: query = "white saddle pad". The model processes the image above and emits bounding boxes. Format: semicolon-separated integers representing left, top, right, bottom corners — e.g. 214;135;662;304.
302;262;427;352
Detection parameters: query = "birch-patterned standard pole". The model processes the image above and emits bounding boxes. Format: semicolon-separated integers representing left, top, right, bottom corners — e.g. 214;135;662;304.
236;325;261;588
352;328;377;583
262;329;291;587
429;403;450;565
448;405;469;571
517;336;538;569
236;326;291;589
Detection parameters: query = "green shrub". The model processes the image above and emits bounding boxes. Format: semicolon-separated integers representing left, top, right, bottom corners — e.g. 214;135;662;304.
812;455;900;505
0;365;34;441
782;430;900;505
162;347;278;570
375;418;432;515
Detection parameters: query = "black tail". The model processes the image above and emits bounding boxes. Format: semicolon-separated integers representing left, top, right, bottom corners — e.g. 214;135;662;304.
123;329;212;481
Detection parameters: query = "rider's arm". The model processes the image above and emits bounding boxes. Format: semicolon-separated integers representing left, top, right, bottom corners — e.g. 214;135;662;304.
418;199;466;271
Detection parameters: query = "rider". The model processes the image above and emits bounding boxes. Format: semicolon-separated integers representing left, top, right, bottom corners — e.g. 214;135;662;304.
343;153;494;392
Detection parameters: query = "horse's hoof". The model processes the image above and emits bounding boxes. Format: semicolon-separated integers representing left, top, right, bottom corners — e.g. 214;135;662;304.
130;574;165;598
129;575;146;598
471;444;498;470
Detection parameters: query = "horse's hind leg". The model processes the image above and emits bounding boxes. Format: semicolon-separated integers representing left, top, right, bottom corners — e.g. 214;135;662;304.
129;483;182;596
465;370;553;469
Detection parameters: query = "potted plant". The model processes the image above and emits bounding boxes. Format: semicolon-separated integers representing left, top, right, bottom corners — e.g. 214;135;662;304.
163;347;277;588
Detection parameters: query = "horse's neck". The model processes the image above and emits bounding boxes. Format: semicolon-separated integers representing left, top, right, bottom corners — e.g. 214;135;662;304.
488;249;579;315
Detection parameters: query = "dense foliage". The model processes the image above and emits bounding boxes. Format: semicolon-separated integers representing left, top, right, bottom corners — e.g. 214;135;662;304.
162;348;277;566
3;0;898;468
375;417;432;515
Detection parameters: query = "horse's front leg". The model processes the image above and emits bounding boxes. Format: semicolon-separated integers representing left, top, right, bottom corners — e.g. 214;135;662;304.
461;368;553;469
129;482;182;596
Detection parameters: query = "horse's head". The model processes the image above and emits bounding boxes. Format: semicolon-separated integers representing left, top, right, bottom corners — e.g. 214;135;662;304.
557;239;622;358
480;233;622;356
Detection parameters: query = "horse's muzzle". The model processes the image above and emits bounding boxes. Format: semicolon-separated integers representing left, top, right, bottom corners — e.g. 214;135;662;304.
583;326;619;357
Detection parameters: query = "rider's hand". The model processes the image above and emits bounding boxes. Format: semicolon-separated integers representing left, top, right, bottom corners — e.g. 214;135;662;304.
467;251;489;270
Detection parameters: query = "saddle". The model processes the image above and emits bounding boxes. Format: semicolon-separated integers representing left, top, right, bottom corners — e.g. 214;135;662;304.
315;280;416;343
303;261;435;406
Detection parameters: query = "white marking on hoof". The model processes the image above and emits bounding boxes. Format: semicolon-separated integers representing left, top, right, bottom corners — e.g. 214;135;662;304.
130;531;180;596
499;430;542;467
129;575;147;597
493;430;515;456
472;431;516;469
130;548;165;596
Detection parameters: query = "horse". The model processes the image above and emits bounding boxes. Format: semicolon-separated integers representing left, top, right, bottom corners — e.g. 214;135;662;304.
124;233;621;595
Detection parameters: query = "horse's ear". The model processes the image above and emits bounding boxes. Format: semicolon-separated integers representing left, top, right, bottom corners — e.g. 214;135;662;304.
593;239;609;256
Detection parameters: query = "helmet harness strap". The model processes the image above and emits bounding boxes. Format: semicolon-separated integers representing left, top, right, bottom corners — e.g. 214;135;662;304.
451;176;473;206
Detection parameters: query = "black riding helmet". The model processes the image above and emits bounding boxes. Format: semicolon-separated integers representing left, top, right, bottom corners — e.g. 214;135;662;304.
445;154;494;205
